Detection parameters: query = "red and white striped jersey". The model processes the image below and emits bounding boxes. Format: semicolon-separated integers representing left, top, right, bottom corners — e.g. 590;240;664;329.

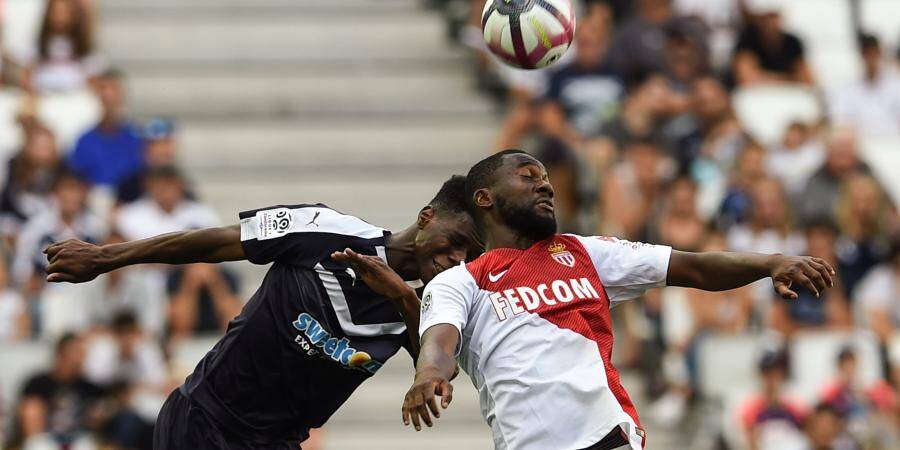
419;234;671;450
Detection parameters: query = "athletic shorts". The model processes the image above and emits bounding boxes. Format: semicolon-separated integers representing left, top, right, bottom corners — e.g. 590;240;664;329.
153;389;299;450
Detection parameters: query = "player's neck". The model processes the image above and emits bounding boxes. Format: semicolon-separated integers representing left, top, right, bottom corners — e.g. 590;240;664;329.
483;223;543;252
384;224;420;280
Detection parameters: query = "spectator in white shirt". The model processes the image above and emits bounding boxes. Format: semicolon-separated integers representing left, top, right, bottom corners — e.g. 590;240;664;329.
13;166;105;295
830;33;900;138
115;166;218;241
853;240;900;345
766;121;825;200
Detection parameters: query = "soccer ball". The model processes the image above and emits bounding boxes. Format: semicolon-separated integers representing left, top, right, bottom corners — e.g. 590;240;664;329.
481;0;576;70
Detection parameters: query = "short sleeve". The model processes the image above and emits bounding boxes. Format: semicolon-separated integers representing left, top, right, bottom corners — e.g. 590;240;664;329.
574;235;671;304
239;204;385;267
419;265;477;356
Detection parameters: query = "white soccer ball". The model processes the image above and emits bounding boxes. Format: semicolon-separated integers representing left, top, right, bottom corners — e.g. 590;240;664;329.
481;0;576;70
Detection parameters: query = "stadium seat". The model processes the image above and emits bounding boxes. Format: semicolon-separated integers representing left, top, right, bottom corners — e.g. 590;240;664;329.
2;0;47;63
0;89;25;158
36;89;101;152
696;333;768;400
858;136;900;206
0;341;52;415
781;0;858;90
733;85;822;146
788;330;883;403
860;0;900;49
170;335;220;379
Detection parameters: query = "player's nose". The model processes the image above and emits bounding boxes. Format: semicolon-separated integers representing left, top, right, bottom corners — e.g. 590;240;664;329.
536;179;554;198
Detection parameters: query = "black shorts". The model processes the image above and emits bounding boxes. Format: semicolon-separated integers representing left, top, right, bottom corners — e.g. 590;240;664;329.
153;389;298;450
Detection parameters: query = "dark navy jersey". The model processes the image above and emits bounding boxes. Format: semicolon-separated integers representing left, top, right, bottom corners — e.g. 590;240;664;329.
180;204;414;445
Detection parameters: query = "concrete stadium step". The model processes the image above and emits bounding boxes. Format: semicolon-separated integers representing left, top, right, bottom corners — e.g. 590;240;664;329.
101;0;420;17
98;14;458;65
174;118;497;170
127;71;491;118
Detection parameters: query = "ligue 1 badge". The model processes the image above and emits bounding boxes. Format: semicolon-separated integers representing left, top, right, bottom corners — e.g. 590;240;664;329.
548;242;575;268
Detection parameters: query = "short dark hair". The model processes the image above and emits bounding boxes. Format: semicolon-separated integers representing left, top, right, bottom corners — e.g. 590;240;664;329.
111;311;139;333
52;164;89;190
429;175;469;216
55;332;80;354
858;32;880;52
146;165;184;182
464;149;530;215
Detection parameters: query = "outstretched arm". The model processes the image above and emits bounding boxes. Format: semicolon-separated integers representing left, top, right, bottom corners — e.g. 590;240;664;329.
667;250;835;299
402;324;459;431
45;225;244;283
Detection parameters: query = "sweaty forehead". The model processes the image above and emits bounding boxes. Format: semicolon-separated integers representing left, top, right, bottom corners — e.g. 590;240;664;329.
500;153;545;175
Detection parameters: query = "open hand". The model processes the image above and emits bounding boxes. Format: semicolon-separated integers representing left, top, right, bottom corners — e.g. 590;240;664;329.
331;248;413;300
770;255;835;299
44;239;109;283
401;371;453;431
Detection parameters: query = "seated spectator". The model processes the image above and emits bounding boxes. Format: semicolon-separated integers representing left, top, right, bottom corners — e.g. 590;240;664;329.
662;26;710;93
834;174;896;297
683;76;747;217
716;140;766;229
738;350;808;450
853;238;900;345
647;175;707;251
731;0;813;86
167;262;242;339
672;0;742;70
0;254;30;342
84;311;167;391
650;232;754;426
12;333;104;449
538;16;622;152
829;33;900;137
115;166;240;339
0;125;61;243
799;128;871;224
598;73;685;156
601;138;673;240
22;0;104;93
768;220;852;337
727;177;804;308
115;166;217;241
68;69;144;188
803;403;860;450
766;121;825;201
818;347;897;441
84;311;166;448
116;118;193;205
12;167;106;299
726;177;803;255
607;0;707;82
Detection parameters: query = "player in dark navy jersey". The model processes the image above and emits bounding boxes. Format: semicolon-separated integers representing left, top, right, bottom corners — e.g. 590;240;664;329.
42;175;482;449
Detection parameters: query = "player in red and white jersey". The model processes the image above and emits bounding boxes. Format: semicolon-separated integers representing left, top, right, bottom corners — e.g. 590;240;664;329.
401;150;836;450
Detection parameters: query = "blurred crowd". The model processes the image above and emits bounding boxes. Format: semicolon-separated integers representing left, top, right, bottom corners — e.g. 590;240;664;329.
0;1;244;449
433;0;900;448
0;0;898;449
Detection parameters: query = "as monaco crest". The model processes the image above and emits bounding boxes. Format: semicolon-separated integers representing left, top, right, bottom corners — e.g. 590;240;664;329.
548;242;575;268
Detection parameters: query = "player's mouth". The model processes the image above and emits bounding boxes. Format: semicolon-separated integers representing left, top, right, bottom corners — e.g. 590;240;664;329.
536;198;554;213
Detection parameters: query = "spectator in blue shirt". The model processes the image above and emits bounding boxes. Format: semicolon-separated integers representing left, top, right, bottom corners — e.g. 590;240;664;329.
68;69;144;187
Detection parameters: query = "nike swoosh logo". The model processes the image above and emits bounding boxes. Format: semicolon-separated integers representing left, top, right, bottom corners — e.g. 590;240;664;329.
488;270;508;283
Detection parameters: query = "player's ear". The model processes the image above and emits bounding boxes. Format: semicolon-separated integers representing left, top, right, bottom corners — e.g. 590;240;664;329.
417;206;435;230
473;188;493;209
